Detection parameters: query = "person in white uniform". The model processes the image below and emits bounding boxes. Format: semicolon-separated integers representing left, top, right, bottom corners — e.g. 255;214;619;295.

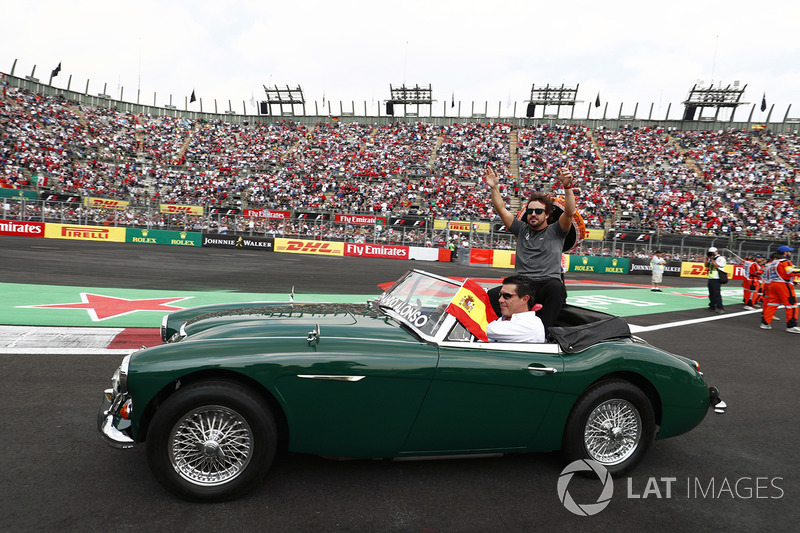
486;275;546;343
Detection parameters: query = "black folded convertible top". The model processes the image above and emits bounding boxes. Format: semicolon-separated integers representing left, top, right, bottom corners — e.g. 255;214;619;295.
547;316;632;353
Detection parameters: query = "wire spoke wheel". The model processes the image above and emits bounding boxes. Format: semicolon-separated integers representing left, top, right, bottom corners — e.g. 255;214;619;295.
168;405;254;486
583;399;641;466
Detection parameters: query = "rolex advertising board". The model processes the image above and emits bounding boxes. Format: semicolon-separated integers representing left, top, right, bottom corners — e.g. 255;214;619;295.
567;255;630;274
126;228;202;246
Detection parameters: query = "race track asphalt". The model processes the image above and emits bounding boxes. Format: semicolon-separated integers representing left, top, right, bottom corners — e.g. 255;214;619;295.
1;235;798;532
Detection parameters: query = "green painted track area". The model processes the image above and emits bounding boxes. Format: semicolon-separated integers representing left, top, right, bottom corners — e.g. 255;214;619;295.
1;282;746;328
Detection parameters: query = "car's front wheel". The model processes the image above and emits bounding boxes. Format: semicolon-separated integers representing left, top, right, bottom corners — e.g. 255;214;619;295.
146;381;277;501
562;379;655;475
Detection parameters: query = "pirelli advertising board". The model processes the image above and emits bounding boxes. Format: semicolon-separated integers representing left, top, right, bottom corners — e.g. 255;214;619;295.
274;238;343;256
433;220;491;234
45;223;126;242
126;228;201;246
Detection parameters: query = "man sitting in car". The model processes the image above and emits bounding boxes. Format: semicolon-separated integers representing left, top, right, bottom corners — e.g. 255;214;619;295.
486;275;546;343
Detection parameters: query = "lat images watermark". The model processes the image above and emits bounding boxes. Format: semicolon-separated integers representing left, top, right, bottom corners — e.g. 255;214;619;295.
558;460;785;516
627;476;784;500
557;460;614;516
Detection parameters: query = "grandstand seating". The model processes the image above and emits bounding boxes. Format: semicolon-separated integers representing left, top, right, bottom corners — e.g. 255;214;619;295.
1;82;797;243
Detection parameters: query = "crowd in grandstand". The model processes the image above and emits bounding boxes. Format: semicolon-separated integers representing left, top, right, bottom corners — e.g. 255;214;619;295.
2;82;798;245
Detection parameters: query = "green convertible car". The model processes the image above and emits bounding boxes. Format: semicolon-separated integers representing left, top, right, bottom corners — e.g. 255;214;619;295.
98;269;725;501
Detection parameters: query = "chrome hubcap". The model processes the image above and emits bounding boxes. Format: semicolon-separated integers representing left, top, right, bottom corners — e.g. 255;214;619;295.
169;405;253;486
584;399;641;466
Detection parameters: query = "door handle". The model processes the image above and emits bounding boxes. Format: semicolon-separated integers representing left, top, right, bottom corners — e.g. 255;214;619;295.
528;365;558;374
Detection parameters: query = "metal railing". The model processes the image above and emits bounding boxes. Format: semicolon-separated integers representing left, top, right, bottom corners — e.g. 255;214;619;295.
3;197;795;263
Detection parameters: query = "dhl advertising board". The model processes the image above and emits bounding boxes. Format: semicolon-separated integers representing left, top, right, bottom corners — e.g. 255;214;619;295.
159;204;204;215
85;197;130;209
45;224;126;242
274;238;344;256
680;262;737;280
126;228;201;246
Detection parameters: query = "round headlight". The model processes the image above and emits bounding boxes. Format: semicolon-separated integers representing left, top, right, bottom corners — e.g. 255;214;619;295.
111;367;121;394
118;354;131;394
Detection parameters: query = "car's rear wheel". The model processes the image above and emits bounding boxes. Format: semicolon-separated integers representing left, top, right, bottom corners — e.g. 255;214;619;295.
146;381;277;501
562;379;655;475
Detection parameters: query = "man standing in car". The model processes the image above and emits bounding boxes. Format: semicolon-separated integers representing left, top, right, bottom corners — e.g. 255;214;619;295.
484;165;575;330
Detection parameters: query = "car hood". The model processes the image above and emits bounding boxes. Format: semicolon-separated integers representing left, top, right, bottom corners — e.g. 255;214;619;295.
177;302;413;343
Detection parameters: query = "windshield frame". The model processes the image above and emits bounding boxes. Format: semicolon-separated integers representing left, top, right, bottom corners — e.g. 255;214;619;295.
377;270;464;342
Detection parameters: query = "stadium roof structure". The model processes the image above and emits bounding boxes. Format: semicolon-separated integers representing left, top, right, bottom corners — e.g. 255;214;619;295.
525;84;580;118
7;57;800;127
528;83;579;106
261;85;305;116
681;83;747;121
386;84;433;116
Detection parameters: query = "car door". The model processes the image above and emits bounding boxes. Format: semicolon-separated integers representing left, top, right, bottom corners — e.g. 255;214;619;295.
275;336;440;458
401;341;564;454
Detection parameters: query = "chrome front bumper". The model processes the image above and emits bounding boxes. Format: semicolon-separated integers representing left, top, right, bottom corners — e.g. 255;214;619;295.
709;386;727;414
97;388;135;449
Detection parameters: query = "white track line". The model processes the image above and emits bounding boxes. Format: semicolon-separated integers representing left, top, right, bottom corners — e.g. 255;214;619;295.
0;326;135;355
629;308;763;333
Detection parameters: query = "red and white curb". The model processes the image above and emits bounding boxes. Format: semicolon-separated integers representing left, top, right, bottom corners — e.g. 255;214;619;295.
0;326;162;355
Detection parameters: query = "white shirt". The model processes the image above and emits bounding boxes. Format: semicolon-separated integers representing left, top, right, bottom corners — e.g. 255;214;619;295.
486;311;546;343
650;255;666;273
708;255;727;279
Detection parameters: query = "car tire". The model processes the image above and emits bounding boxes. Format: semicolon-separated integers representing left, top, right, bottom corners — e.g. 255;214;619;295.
146;380;277;501
562;379;655;476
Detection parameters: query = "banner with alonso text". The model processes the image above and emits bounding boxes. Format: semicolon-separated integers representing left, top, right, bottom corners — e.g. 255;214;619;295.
275;238;344;256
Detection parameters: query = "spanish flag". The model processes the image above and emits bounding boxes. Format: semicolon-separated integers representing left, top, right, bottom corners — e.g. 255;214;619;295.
445;279;498;342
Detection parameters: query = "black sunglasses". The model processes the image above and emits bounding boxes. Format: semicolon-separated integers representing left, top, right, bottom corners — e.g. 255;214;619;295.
499;292;517;300
525;207;546;217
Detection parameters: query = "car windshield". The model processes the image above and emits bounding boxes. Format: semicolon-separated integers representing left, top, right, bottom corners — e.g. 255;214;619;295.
377;270;462;338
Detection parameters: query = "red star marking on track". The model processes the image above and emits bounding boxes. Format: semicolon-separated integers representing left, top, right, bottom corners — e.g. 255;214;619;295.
25;293;191;321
